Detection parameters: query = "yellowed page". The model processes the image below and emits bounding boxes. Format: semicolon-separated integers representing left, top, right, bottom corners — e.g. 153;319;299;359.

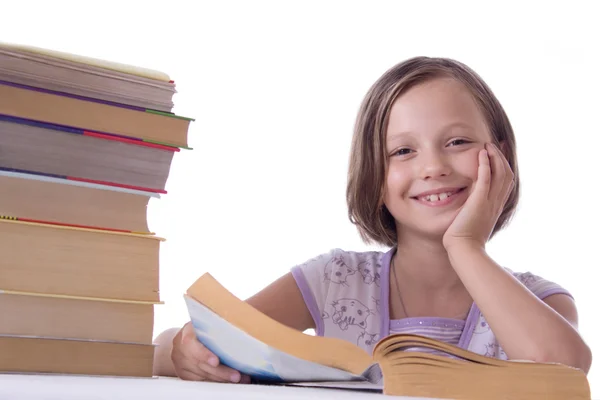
0;41;170;82
0;289;163;305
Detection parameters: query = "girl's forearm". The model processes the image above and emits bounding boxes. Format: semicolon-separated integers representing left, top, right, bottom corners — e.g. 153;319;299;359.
152;328;180;376
447;242;591;372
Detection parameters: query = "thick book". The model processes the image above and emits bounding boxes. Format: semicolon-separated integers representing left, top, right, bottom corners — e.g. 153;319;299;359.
0;41;176;112
184;273;591;400
0;335;154;377
0;291;156;344
0;170;155;234
0;81;193;149
0;219;162;302
0;116;175;193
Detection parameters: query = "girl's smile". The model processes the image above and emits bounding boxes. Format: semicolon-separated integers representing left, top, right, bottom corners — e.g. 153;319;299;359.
411;186;468;208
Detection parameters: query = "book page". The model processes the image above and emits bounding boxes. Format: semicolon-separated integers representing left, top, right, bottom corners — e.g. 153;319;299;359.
0;41;171;82
184;296;370;383
286;380;383;391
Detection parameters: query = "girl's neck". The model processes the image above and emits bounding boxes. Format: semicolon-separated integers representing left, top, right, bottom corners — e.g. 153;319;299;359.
394;232;462;292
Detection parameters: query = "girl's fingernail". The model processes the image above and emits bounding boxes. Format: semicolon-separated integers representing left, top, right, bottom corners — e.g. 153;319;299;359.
230;372;241;383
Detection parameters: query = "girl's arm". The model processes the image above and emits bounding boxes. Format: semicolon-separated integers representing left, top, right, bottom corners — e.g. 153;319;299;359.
444;144;592;373
245;272;317;331
152;272;315;377
448;242;592;373
152;327;181;376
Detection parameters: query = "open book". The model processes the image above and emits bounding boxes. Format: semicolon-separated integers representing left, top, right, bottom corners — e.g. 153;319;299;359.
184;273;591;399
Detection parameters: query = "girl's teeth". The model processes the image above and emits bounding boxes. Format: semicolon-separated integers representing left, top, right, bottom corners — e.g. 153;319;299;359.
423;192;453;202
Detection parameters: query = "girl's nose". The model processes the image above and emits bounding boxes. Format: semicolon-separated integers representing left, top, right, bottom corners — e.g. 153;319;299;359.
419;152;451;180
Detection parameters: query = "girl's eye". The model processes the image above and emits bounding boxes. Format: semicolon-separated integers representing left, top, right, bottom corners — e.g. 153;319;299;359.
448;139;470;147
394;148;412;156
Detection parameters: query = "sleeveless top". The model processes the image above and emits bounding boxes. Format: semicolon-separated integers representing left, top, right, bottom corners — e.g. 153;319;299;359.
291;248;573;359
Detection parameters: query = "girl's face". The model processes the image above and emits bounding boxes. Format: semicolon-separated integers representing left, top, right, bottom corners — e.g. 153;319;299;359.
384;77;494;240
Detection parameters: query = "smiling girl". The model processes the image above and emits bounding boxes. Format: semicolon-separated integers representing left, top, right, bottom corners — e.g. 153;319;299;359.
153;56;592;383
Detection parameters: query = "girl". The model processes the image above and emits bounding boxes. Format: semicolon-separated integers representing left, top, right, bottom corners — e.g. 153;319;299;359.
153;56;592;383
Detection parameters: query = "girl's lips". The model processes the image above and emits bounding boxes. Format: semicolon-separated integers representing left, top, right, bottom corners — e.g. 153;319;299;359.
412;187;467;207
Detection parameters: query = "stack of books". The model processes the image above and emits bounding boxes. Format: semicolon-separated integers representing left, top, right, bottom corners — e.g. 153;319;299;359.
0;42;193;377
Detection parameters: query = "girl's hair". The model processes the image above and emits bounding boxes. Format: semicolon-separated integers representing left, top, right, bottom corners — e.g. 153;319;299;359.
346;56;520;247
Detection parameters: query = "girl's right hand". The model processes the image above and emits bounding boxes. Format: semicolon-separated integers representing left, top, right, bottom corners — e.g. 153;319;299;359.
171;322;251;383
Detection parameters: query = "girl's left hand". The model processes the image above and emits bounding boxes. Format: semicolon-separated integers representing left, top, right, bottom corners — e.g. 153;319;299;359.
443;142;514;251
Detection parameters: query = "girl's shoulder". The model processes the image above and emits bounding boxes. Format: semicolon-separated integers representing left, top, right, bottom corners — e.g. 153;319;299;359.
290;248;386;305
507;269;574;300
291;248;386;339
292;247;386;284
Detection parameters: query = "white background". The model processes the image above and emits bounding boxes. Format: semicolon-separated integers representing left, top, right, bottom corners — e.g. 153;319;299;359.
2;0;598;396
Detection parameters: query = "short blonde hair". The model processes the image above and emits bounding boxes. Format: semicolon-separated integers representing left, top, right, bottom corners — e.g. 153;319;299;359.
346;56;520;247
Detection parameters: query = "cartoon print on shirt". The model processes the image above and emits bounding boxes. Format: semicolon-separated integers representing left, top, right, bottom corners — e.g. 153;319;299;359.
518;272;538;288
298;254;327;270
321;311;330;320
323;255;356;286
473;318;491;335
358;260;381;286
484;341;507;358
331;298;371;330
498;346;507;359
357;331;379;348
371;296;381;313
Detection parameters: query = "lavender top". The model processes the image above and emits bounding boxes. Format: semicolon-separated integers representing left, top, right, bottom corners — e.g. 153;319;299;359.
291;248;573;359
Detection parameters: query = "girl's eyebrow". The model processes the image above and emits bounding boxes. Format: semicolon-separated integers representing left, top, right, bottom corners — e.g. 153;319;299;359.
442;121;475;133
387;121;475;143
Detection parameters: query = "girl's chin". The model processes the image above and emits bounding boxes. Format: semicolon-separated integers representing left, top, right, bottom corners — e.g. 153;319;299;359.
393;209;461;240
397;227;450;242
398;220;455;241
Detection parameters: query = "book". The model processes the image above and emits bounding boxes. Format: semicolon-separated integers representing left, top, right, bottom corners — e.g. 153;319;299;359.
0;291;156;344
0;170;155;234
0;41;176;112
0;218;162;302
0;116;176;193
0;41;171;81
0;335;154;377
0;81;193;148
183;273;591;400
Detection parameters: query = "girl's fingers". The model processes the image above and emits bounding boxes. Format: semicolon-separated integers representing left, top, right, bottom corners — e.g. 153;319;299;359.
178;366;233;383
175;367;211;382
501;179;515;210
489;142;515;208
197;361;245;383
485;143;506;201
172;322;250;384
178;323;220;368
474;148;492;199
176;355;244;383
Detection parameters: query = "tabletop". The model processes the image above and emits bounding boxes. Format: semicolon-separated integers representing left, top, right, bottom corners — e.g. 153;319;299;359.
0;374;442;400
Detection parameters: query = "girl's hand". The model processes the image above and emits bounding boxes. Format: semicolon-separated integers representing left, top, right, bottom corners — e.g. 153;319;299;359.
171;322;251;383
443;142;514;251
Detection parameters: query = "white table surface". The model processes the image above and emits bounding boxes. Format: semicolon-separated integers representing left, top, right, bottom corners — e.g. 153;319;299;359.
0;374;442;400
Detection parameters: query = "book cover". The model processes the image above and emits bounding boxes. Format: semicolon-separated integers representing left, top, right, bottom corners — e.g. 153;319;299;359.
184;295;382;385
